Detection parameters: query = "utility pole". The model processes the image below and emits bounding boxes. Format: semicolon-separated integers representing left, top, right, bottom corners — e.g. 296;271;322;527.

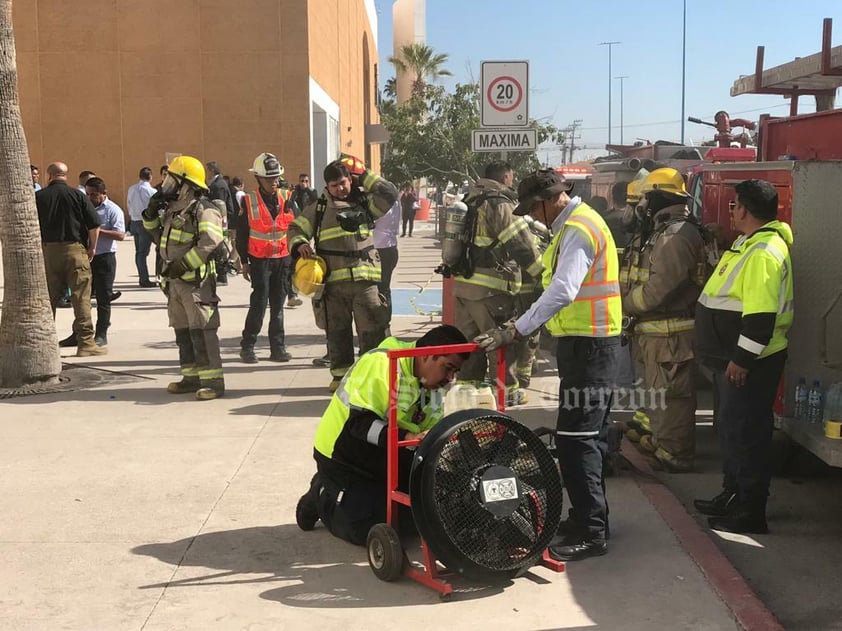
615;76;629;145
566;119;583;164
681;0;687;144
599;41;621;145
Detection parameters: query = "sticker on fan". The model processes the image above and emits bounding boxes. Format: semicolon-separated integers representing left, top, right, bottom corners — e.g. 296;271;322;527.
482;478;518;502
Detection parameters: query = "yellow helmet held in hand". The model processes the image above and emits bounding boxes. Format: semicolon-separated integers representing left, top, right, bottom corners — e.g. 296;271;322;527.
166;155;208;190
293;256;327;297
640;167;689;198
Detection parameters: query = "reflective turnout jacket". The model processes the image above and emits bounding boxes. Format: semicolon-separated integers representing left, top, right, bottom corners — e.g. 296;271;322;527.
143;197;224;282
288;170;398;284
620;205;706;335
453;178;543;300
695;220;794;369
313;337;444;484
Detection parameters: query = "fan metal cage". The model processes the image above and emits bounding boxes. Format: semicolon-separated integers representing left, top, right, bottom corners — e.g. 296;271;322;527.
410;409;563;580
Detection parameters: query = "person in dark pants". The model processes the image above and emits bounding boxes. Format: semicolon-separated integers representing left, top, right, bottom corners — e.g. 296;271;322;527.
206;161;237;285
126;167;158;287
236;152;295;363
373;199;400;322
694;179;793;534
85;178;126;346
400;183;417;237
477;169;622;562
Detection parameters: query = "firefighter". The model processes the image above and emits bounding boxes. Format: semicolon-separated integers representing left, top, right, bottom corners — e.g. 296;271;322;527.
452;161;543;406
142;155;226;400
476;169;622;562
512;215;550;388
236;152;296;363
294;325;469;546
288;155;398;392
694;179;793;534
620;168;707;472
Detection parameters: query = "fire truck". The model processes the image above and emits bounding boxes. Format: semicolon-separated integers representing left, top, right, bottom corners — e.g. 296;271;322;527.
687;18;842;467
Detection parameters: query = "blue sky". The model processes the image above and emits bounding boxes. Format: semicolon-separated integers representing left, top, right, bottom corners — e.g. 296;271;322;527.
373;0;842;163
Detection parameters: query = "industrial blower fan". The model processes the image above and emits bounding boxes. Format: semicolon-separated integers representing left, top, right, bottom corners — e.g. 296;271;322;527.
409;408;564;581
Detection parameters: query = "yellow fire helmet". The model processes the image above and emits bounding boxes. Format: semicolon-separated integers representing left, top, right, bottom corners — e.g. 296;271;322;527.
167;155;208;191
293;256;327;297
626;178;644;204
640;167;689;198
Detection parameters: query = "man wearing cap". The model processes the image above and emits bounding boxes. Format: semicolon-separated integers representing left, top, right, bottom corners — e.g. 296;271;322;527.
476;169;622;562
235;152;296;363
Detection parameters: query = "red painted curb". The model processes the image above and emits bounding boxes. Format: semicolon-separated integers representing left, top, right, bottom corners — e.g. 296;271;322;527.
622;440;785;631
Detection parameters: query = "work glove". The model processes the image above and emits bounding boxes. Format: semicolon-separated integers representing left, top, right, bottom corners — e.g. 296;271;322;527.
162;259;190;279
339;154;367;177
142;192;168;221
474;319;521;351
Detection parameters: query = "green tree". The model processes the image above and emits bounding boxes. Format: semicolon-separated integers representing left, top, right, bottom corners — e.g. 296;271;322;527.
380;82;565;189
0;0;61;386
388;43;453;97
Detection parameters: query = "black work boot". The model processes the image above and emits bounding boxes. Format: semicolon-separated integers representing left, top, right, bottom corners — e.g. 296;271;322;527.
708;502;768;535
196;378;225;401
296;473;322;531
59;334;78;348
269;348;292;362
167;376;200;394
694;489;737;517
239;347;258;364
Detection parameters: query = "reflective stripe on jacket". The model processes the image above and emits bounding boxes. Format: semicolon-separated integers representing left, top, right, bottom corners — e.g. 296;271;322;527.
244;191;293;258
542;203;622;337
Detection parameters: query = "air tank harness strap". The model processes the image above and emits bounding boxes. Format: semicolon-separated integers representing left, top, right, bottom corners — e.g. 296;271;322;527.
317;245;375;259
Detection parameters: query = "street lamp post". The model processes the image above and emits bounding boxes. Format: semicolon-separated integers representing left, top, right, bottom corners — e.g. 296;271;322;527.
681;0;687;144
615;76;629;145
599;41;621;145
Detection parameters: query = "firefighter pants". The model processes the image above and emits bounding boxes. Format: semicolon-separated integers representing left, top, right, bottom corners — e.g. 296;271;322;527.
454;293;518;388
713;350;785;507
637;331;697;461
513;289;541;386
323;281;388;378
555;335;621;542
167;276;223;384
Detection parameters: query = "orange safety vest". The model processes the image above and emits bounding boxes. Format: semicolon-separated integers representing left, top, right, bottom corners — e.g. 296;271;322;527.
244;191;293;258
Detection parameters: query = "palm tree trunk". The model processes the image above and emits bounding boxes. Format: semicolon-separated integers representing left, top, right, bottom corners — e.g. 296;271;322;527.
0;0;61;387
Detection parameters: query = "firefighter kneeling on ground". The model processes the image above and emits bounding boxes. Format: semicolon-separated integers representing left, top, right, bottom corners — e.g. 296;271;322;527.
294;325;469;546
142;155;226;400
620;168;707;472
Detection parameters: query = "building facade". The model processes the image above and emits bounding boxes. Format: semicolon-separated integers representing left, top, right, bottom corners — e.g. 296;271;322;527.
13;0;382;202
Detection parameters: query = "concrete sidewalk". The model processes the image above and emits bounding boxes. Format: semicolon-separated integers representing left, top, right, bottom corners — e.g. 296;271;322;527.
1;220;745;630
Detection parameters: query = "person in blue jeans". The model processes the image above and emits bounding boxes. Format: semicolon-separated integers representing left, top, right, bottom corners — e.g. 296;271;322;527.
126;167;158;287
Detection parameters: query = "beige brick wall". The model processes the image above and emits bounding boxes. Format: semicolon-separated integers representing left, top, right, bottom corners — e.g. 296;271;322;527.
12;0;380;204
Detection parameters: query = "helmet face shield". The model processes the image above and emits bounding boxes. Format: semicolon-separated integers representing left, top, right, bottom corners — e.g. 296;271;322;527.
160;173;181;197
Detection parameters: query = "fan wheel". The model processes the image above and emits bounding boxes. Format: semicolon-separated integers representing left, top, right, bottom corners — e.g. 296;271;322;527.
367;523;404;582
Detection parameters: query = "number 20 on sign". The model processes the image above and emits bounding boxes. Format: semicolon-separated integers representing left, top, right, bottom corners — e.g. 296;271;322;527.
481;61;529;128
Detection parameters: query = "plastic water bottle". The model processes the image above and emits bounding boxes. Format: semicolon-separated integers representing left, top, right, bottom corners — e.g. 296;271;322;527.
824;383;842;423
794;377;808;420
807;381;824;424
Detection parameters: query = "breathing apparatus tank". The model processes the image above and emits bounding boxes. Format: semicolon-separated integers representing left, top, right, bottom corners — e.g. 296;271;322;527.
439;199;469;271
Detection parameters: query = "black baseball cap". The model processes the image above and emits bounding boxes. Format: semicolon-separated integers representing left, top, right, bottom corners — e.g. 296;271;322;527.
513;169;573;216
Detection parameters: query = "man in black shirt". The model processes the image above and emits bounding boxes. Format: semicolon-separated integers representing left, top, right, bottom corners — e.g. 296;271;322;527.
206;161;237;285
36;162;106;356
290;173;318;219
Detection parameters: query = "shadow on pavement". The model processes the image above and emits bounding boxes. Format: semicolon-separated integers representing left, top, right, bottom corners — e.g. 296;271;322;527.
132;524;505;607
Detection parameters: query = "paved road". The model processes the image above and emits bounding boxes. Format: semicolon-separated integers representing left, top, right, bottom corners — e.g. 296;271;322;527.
0;219;747;630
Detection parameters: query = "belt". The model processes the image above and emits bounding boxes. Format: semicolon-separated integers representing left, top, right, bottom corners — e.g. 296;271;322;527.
318;245;374;260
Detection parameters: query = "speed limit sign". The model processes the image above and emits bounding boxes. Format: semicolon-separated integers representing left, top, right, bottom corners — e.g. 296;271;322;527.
481;61;529;127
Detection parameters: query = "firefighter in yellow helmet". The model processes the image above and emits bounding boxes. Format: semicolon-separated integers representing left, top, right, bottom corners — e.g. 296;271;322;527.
288;154;399;392
142;155;226;400
620;168;707;471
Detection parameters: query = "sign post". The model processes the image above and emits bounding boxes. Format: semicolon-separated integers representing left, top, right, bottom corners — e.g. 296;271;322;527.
477;61;533;157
